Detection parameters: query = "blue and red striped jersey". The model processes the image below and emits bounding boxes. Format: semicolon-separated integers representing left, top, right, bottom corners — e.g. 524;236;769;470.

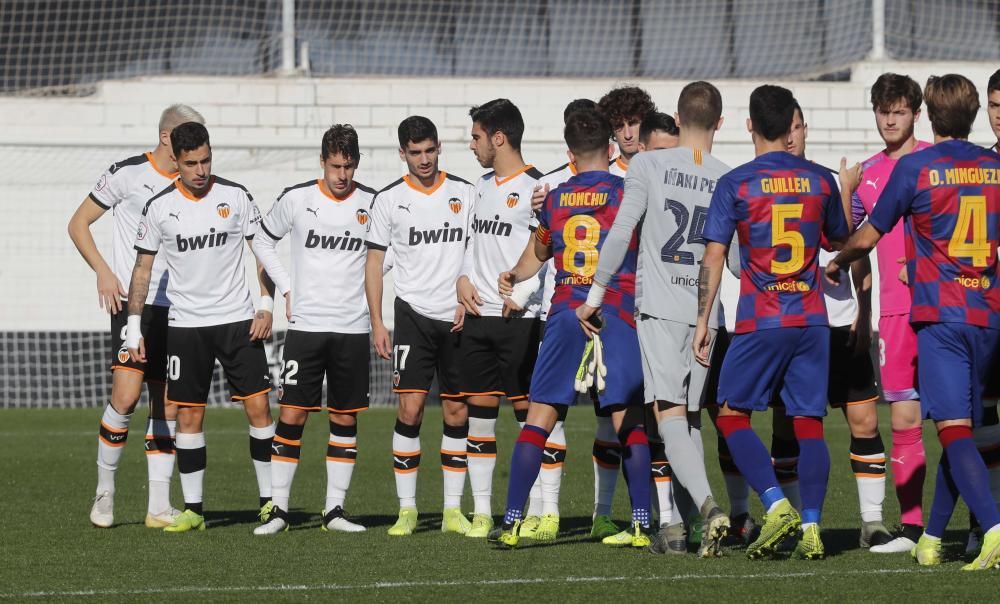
536;171;638;326
869;139;1000;328
703;151;849;334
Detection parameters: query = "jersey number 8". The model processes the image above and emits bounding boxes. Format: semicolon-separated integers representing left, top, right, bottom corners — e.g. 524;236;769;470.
562;215;600;277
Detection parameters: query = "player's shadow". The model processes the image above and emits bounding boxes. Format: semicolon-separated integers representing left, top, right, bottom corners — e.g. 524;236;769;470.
204;508;313;529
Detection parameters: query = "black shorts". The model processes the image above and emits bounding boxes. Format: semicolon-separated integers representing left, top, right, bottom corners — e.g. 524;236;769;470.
110;304;169;383
456;315;541;401
702;326;731;408
828;325;879;407
278;330;370;413
392;298;462;397
768;325;879;409
166;319;271;407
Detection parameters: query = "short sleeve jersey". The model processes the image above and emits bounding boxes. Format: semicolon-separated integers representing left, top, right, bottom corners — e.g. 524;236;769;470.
89;152;177;306
536;171;637;326
365;172;474;322
703;151;849;334
868;140;1000;328
260;180;376;333
609;156;630;178
851;141;933;316
467;166;544;317
135;176;261;327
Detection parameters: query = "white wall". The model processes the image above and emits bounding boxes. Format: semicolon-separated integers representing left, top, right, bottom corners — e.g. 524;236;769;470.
3;61;998;330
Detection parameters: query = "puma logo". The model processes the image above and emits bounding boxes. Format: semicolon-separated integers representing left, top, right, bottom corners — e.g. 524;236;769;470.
449;456;468;465
543;450;559;463
272;443;282;455
467;442;485;453
397;204;411;213
393;456;410;468
890;456;904;464
306;207;319;217
869;464;886;470
651;465;668;476
169;212;181;222
865;177;880;189
343;448;357;454
143;184;156;193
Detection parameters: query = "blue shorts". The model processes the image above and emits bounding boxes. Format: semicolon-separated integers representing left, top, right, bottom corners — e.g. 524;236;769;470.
916;323;1000;426
529;309;643;408
716;326;830;417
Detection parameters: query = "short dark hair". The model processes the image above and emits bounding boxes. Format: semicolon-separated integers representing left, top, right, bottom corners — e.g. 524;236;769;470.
639;112;678;145
321;124;360;165
677;81;722;130
924;74;980;139
870;73;923;113
988;69;1000;95
597;86;656;129
792;99;804;121
564;108;611;156
397;115;438;148
170;121;210;157
469;98;525;150
748;85;796;142
563;98;597;124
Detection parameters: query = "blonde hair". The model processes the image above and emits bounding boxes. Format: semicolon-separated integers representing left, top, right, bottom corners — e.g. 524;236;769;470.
158;104;205;133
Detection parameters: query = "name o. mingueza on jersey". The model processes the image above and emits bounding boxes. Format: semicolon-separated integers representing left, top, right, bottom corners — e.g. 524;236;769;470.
304;229;364;251
929;167;1000;186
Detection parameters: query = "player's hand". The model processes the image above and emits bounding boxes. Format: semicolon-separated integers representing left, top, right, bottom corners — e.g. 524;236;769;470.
693;321;712;367
848;314;873;357
501;297;524;319
897;257;908;285
456;276;482;316
249;309;272;341
839;157;863;194
129;338;146;364
372;324;391;360
575;303;602;338
451;304;465;333
824;260;842;285
97;267;127;314
283;291;292;322
531;183;549;213
498;271;516;297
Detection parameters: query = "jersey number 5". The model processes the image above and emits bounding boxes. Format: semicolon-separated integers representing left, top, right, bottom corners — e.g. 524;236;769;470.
948;195;990;267
771;203;805;274
661;200;709;265
562;215;600;277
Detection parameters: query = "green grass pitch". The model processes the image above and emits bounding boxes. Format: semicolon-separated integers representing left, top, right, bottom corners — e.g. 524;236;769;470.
0;405;993;602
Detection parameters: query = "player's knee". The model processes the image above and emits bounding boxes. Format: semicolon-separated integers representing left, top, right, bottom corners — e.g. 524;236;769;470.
792;416;824;441
614;405;646;445
328;410;357;428
279;407;308;427
176;407;205;433
890;402;922;431
847;408;878;438
109;388;140;415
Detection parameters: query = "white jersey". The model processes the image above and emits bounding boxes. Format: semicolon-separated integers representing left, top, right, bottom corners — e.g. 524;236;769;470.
537;162;578;319
819;248;857;328
89;152;176;306
609;156;629;178
135;176;261;327
258;179;376;333
366;172;474;322
463;166;544;318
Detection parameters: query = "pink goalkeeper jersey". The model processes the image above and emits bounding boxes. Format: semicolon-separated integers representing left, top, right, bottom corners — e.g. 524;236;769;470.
851;141;932;316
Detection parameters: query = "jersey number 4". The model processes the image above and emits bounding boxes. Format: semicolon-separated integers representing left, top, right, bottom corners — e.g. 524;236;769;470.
661;200;708;265
948;195;990;267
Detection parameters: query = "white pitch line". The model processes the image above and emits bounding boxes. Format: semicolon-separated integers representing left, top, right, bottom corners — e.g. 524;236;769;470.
1;567;940;599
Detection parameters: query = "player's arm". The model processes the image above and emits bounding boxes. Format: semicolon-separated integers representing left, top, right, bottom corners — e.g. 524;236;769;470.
499;229;550;297
68;196;126;313
125;252;154;362
251;228;291;320
693;242;726;366
456;191;483;316
242;198;273;341
365;247;391;360
579;165;648;326
849;256;873;354
838;157;862;226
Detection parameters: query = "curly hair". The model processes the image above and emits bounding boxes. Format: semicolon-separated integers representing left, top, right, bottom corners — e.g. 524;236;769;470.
321;124;360;165
597;86;656;129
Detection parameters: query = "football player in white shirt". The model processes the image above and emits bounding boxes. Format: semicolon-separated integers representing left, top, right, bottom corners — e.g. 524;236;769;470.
598;86;657;178
252;125;374;535
772;103;892;549
456;99;545;538
365;116;476;536
127;122;276;533
68;104;204;529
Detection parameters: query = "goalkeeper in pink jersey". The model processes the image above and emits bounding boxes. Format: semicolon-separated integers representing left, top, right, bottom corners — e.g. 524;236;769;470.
847;74;933;554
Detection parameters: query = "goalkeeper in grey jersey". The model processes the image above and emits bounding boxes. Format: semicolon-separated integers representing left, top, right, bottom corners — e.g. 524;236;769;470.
576;81;732;557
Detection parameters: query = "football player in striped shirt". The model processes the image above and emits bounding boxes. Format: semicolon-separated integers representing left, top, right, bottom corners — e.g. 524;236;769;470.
828;74;1000;570
492;107;652;549
696;85;849;560
252;125;375;535
127;122;276;532
457;99;546;538
365;116;476;536
598;86;657;177
69;104;204;529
